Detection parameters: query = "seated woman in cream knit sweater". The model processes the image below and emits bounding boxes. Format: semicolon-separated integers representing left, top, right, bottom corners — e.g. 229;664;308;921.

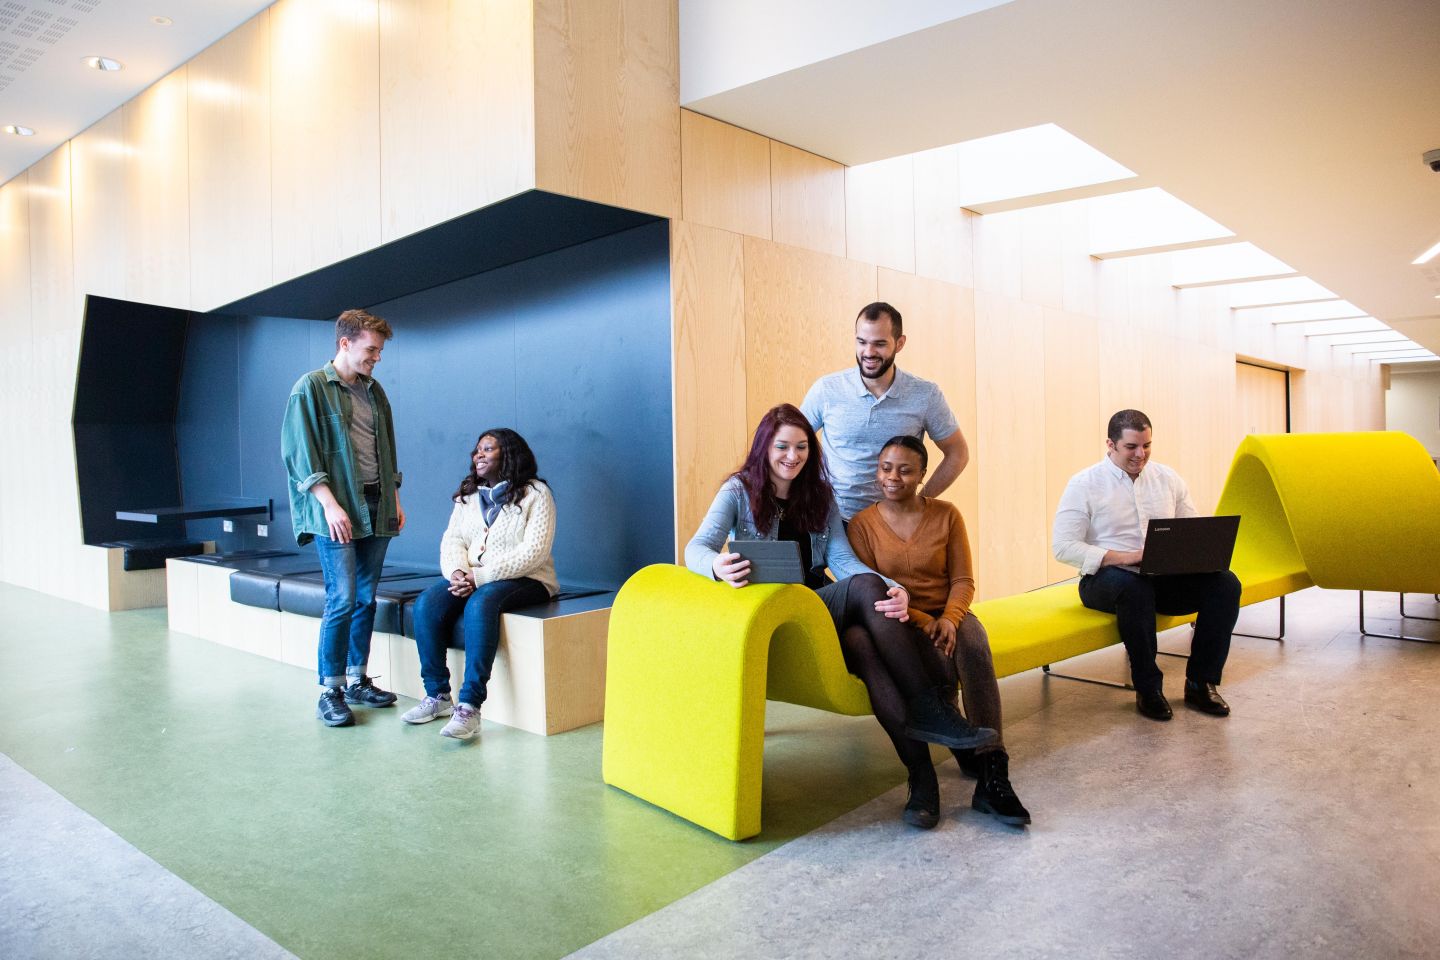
401;428;558;740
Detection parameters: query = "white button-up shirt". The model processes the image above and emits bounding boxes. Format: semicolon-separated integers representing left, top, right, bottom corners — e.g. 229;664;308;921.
1052;458;1197;576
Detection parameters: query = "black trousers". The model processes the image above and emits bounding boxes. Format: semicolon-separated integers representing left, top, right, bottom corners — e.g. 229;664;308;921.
1078;566;1241;692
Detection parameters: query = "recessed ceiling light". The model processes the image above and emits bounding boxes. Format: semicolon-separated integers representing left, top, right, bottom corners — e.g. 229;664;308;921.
151;16;173;26
3;124;35;136
1413;239;1440;266
82;56;124;72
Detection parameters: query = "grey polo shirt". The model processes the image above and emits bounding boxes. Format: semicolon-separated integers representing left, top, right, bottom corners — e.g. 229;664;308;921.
801;366;959;519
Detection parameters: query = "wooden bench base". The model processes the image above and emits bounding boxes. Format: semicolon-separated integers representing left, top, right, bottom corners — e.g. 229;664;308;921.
165;558;609;735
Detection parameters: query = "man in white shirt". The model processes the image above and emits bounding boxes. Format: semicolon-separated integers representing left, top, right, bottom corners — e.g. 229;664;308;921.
1052;409;1240;721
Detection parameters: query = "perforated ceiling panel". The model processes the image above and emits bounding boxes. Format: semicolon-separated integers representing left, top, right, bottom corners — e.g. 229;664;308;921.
0;0;97;94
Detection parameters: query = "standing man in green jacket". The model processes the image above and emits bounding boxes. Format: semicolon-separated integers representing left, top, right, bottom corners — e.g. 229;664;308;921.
281;308;406;726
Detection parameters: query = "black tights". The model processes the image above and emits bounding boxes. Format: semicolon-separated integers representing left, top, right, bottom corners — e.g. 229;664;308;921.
834;574;944;779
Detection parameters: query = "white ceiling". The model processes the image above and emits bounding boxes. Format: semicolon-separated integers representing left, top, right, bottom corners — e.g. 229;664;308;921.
0;0;273;184
683;0;1440;352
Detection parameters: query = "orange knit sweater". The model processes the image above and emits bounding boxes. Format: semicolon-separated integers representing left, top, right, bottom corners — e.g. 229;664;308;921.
848;498;976;628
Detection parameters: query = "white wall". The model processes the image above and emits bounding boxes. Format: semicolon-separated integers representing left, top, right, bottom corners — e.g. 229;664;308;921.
1386;367;1440;457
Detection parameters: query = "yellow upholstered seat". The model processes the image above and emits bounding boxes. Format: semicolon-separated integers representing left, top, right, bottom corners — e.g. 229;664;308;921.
1218;432;1440;594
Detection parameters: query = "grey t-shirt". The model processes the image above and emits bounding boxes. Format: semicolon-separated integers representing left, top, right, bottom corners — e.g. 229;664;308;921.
344;378;380;485
801;366;959;519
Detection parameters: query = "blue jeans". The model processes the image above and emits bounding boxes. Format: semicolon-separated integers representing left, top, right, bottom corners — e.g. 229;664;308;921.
412;577;550;707
313;506;391;687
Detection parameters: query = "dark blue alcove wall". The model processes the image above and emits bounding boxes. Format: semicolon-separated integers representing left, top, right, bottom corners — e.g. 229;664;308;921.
177;220;672;588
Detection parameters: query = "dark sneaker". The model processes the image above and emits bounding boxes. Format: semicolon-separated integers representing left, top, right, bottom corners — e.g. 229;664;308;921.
971;749;1031;826
903;770;940;830
316;687;354;727
905;687;999;750
344;675;397;708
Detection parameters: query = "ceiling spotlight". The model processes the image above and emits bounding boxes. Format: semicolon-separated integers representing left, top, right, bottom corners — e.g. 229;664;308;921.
151;16;173;26
3;124;35;136
82;56;124;72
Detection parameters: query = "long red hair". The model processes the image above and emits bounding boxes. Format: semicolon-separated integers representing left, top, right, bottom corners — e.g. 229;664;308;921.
732;403;835;533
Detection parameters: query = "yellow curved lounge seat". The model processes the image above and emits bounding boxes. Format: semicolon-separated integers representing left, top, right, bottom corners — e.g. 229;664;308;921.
1218;432;1440;594
602;564;870;841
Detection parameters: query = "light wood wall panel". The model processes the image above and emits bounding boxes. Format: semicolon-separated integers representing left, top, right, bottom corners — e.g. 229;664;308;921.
671;221;747;558
1042;309;1101;583
0;178;31;586
123;67;191;309
534;0;680;219
380;0;535;242
974;292;1048;598
70;110;129;314
269;0;382;283
679;109;770;239
742;237;874;428
1019;205;1064;310
27;146;73;331
912;144;974;288
970;209;1022;299
189;9;272;311
1234;360;1288;442
846;155;915;273
770;141;845;257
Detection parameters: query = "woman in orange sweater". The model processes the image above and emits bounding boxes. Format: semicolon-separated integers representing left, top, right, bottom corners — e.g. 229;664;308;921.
848;435;1030;827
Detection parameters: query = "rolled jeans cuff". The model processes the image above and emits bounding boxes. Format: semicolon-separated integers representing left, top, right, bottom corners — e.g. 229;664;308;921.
321;676;346;689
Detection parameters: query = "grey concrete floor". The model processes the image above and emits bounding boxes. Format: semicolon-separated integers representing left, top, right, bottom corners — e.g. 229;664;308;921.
571;588;1440;960
0;753;296;960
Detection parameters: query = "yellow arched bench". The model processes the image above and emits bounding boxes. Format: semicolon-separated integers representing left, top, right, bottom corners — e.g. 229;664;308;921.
604;432;1440;839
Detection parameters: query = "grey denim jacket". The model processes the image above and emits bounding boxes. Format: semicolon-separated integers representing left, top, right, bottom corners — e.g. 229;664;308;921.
684;477;895;588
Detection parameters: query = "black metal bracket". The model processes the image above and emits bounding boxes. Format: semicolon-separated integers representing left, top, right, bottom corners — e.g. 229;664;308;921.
1359;591;1440;644
1233;594;1286;642
1041;663;1134;690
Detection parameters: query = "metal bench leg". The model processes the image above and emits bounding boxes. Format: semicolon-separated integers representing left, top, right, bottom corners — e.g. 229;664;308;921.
1399;593;1440;622
1041;663;1134;690
1233;595;1285;642
1359;591;1440;644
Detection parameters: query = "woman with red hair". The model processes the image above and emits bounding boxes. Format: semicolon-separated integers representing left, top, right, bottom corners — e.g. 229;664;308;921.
686;403;996;829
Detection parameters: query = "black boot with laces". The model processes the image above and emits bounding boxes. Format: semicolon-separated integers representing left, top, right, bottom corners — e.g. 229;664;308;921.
971;749;1031;826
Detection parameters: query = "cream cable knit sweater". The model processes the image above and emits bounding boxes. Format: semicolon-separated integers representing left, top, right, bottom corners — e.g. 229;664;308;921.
438;480;559;596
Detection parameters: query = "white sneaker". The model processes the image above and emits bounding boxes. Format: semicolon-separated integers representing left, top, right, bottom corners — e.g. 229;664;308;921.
401;695;453;724
440;702;481;740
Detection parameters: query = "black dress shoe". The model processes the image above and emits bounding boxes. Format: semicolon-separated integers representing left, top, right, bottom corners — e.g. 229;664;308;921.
1183;679;1230;716
1135;687;1173;721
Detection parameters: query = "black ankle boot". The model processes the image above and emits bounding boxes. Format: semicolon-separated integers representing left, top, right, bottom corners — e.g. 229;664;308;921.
905;687;999;750
903;769;940;830
971;749;1031;826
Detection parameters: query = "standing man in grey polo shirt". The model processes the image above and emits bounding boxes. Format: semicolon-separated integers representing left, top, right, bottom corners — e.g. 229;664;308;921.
801;301;970;520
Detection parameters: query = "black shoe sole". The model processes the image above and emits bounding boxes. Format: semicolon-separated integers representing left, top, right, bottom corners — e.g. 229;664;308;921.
972;796;1031;826
905;724;999;751
343;696;397;708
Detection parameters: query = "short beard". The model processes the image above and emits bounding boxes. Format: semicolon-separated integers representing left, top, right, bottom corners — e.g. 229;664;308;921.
856;353;895;382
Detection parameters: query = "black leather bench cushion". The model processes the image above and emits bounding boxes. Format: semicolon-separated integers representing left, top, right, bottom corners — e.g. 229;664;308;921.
183;550;298;568
276;568;436;634
100;539;206;571
228;556;326;610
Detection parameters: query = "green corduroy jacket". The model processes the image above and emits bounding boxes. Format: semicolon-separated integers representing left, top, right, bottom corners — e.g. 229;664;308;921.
280;362;403;546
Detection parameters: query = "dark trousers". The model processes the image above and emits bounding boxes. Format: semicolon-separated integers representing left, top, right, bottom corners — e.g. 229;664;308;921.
412;577;550;707
1078;566;1241;692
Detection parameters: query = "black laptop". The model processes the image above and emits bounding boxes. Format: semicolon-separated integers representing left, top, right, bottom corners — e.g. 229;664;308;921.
1139;516;1241;576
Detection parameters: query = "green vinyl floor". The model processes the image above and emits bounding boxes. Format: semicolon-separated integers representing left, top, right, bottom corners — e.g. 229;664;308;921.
0;582;912;960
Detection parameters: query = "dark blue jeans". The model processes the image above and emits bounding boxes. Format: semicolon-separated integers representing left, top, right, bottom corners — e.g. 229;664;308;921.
412;577;550;707
1078;566;1241;692
312;501;391;687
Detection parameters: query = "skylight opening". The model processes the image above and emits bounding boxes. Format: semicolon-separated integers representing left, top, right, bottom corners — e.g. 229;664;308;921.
1244;301;1369;324
1224;277;1337;309
1084;188;1234;257
1166;242;1297;287
950;123;1135;210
